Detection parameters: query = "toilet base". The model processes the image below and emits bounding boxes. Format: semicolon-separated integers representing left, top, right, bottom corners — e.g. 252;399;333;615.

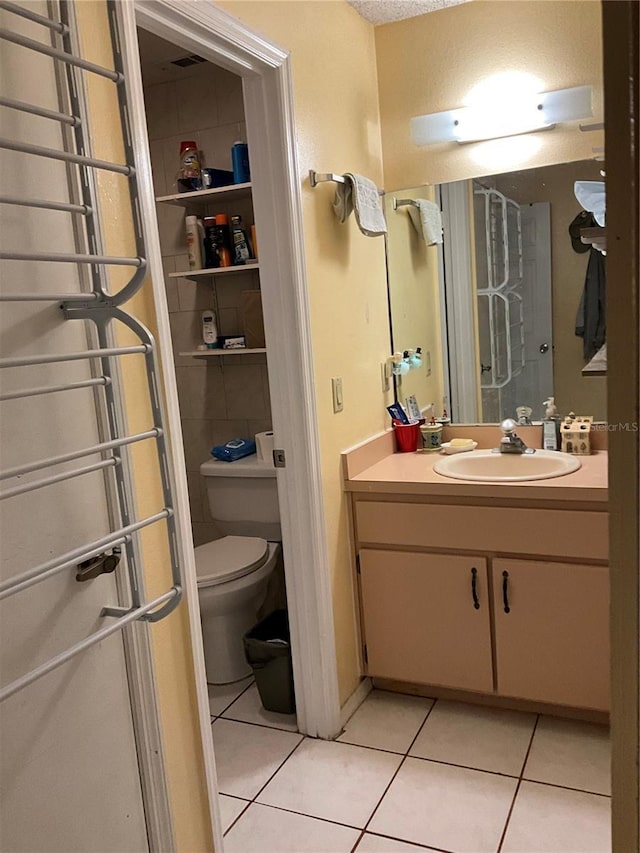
198;542;280;685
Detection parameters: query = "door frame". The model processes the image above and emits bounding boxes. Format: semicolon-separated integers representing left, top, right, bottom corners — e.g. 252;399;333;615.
118;0;343;844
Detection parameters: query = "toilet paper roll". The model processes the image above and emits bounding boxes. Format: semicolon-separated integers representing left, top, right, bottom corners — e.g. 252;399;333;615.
255;430;275;463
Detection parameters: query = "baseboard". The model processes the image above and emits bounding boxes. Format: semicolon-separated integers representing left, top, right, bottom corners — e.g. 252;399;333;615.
339;677;373;732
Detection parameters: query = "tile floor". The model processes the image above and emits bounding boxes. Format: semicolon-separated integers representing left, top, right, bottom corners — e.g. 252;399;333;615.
208;682;611;853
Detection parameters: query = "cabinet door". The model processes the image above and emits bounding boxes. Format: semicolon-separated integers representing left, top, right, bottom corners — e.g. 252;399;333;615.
492;559;609;710
359;550;493;692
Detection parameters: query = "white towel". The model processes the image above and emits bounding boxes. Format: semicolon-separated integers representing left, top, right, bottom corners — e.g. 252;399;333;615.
574;181;606;227
332;173;387;237
407;199;443;245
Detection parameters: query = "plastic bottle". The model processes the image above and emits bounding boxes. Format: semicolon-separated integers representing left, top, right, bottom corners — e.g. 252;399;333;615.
203;216;220;268
202;310;218;348
185;215;203;270
231;141;250;183
231;215;252;265
214;214;233;267
177;140;202;192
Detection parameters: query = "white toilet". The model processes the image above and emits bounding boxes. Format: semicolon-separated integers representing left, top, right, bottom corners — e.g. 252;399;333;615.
195;453;282;684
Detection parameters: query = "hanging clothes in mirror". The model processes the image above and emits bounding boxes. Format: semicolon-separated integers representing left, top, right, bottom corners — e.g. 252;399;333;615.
570;211;606;361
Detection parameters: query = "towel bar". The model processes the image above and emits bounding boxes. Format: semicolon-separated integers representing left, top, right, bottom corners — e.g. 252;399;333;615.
393;198;420;210
309;169;385;195
309;170;345;187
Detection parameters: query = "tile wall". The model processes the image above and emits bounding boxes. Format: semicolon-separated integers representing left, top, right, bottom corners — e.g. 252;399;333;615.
143;62;272;546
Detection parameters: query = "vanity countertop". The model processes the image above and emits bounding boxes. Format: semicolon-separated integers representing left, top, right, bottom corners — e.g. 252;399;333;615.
344;446;608;506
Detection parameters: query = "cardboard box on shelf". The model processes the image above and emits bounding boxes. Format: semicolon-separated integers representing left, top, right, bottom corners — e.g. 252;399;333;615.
241;290;266;349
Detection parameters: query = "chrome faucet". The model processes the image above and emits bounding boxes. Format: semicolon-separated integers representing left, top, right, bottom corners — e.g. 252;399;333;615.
494;418;536;454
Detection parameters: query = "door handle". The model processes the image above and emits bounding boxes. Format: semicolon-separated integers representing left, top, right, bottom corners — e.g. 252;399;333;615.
502;570;511;613
76;547;121;582
539;342;549;354
471;567;480;610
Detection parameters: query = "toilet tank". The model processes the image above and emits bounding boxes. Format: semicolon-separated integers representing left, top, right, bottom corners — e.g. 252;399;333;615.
199;455;281;541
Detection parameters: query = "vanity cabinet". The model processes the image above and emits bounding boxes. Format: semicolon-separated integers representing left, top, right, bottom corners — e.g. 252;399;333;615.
492;558;609;710
359;550;493;693
353;498;609;713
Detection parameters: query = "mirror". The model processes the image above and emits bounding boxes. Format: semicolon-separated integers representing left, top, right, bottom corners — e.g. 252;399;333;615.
385;159;607;424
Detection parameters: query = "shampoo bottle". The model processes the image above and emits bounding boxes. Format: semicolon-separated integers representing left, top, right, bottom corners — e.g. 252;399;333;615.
231;214;252;265
185;215;203;270
202;310;218;348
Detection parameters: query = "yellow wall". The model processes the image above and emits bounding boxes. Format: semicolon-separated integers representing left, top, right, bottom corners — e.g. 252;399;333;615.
76;3;213;849
376;0;604;189
384;187;444;412
217;0;393;702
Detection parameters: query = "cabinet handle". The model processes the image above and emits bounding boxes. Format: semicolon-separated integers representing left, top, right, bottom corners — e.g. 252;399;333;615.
502;570;511;613
471;567;480;610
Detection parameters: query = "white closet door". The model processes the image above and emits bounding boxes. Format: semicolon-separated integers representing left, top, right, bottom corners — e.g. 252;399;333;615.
0;5;148;850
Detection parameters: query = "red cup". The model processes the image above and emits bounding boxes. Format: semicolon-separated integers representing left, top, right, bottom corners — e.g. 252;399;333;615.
393;421;420;452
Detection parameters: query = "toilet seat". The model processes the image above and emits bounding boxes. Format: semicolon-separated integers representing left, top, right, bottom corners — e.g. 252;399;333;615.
195;535;270;588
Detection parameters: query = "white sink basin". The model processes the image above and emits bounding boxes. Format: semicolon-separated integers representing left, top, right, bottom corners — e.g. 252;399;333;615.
433;449;581;482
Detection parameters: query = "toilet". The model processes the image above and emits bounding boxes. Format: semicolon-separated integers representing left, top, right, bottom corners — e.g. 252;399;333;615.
196;453;282;684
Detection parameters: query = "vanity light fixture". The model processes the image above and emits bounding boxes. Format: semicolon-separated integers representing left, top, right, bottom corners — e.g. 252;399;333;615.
411;85;593;145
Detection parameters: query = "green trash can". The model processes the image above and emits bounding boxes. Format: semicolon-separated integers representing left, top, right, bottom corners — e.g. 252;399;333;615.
243;609;295;714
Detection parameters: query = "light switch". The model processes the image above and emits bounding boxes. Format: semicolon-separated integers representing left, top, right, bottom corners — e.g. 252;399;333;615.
332;377;343;413
425;350;432;376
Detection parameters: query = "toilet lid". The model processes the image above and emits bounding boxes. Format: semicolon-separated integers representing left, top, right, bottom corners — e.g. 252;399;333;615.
195;536;269;587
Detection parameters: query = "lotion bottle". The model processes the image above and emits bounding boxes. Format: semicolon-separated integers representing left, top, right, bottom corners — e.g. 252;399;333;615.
185;215;203;270
202;310;218;348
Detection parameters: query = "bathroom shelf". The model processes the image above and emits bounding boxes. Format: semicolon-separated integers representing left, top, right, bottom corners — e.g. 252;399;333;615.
169;263;259;281
180;348;267;358
155;183;252;208
580;226;606;252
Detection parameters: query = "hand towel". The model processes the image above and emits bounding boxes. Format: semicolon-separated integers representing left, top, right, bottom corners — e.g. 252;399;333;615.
407;199;443;245
574;181;606;226
332;173;387;237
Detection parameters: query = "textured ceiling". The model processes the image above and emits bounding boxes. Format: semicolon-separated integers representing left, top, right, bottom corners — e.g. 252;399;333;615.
346;0;469;26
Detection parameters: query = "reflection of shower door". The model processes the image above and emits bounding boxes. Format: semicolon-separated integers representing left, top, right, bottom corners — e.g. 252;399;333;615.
517;203;553;416
480;202;552;421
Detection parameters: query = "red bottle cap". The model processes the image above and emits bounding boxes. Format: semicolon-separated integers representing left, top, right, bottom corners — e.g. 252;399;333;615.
180;140;197;154
215;213;229;224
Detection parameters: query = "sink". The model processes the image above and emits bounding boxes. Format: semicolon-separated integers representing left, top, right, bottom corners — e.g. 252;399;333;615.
433;449;581;482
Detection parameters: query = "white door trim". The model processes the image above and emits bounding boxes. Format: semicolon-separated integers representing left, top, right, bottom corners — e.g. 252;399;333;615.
122;0;341;840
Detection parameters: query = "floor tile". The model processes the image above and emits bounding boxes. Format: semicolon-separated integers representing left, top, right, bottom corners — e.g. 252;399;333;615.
208;677;253;717
523;716;611;795
224;803;360;852
211;718;303;799
501;780;611;853
219;795;249;833
257;739;402;828
409;700;535;776
338;690;433;754
222;683;298;732
356;833;439;851
368;757;517;853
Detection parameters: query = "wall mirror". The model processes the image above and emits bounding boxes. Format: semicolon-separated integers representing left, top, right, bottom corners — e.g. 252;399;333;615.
385;158;607;425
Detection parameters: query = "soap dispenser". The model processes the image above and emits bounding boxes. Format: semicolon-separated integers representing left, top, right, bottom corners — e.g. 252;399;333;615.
542;397;560;450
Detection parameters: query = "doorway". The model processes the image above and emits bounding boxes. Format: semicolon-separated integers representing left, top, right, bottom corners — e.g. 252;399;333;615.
128;0;341;747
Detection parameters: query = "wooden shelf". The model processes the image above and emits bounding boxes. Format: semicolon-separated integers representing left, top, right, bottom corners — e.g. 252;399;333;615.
580;226;606;252
169;263;259;281
155;182;252;207
180;348;267;359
